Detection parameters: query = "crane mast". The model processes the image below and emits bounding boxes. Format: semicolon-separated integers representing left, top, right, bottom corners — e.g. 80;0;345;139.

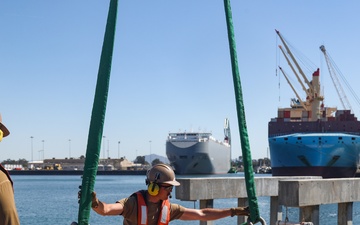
320;45;352;111
224;118;231;169
224;118;231;146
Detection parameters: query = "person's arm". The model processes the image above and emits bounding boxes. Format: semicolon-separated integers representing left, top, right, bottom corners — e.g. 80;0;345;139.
179;207;249;221
91;192;124;216
0;180;20;224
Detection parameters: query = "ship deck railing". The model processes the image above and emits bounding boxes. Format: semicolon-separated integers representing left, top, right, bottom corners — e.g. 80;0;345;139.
168;135;229;145
175;176;360;225
168;138;209;142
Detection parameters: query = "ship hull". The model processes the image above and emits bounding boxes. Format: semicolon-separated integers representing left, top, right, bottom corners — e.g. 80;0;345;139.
166;140;231;175
269;133;360;178
271;166;356;178
270;30;360;178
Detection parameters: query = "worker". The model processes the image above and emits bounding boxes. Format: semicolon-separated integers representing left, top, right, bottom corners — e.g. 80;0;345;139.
91;163;249;224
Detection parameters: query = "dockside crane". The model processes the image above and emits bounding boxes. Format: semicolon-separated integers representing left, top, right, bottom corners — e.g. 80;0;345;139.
224;118;231;145
276;29;314;95
276;29;324;121
320;45;352;111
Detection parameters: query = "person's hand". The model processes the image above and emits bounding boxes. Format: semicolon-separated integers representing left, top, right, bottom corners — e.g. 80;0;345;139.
77;189;81;204
77;188;99;208
230;206;250;216
91;192;100;208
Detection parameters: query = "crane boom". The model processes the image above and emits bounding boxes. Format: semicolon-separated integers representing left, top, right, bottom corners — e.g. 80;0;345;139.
278;45;311;99
275;29;313;94
278;66;308;111
320;45;352;111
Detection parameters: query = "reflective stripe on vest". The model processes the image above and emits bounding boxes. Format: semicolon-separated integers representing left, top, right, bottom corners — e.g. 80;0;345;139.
136;192;170;225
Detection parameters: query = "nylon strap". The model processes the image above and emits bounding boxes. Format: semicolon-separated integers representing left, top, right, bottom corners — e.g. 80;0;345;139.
77;0;118;224
223;0;261;223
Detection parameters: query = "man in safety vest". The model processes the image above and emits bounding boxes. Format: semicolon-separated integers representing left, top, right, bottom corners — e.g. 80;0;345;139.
0;114;20;225
91;163;250;225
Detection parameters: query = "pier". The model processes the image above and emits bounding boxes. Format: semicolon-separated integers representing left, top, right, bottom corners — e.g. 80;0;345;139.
175;176;360;225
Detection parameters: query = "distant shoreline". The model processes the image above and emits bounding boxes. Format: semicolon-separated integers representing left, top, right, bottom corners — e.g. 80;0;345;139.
8;170;147;176
9;169;360;177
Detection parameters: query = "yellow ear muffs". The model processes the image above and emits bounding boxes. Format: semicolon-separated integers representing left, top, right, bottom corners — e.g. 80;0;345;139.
148;182;159;196
0;130;3;142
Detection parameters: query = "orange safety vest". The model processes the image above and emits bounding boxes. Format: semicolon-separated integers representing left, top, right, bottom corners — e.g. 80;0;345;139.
136;191;170;225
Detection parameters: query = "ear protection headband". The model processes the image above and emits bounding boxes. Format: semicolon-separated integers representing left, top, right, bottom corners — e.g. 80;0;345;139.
146;172;160;196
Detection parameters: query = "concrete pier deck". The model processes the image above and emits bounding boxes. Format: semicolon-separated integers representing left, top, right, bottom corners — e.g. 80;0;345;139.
175;176;360;225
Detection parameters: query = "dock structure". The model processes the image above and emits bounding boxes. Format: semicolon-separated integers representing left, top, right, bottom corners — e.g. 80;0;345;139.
175;177;360;225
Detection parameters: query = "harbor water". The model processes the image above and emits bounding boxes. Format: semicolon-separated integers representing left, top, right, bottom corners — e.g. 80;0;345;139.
11;173;360;225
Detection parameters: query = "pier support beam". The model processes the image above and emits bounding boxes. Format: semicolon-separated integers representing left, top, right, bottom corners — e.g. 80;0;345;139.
270;196;282;225
338;202;353;225
299;206;319;225
199;199;214;225
237;198;248;225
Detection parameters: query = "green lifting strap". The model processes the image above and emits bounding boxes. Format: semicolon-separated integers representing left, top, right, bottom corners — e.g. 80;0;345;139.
77;0;118;224
223;0;261;224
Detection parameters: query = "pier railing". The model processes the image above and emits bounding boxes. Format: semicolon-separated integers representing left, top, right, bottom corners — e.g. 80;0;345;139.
175;176;360;225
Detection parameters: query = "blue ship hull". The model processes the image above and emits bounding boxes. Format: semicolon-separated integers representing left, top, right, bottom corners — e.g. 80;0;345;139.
269;133;360;178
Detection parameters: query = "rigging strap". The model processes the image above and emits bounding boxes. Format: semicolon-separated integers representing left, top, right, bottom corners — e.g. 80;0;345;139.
76;1;118;224
223;0;263;224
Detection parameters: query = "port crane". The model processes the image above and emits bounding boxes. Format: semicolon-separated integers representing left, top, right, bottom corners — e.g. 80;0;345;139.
320;45;360;117
276;29;324;120
276;29;314;98
320;45;356;112
224;118;231;145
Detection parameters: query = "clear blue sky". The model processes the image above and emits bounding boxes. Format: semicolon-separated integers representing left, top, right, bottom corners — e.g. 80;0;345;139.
1;1;360;162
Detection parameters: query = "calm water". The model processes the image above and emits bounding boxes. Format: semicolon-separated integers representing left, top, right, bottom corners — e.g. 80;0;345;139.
11;173;360;225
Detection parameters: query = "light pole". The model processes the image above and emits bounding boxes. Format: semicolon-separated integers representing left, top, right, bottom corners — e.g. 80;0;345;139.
102;136;106;159
30;136;34;162
118;141;120;159
42;140;45;160
107;139;110;159
69;139;71;158
149;140;152;165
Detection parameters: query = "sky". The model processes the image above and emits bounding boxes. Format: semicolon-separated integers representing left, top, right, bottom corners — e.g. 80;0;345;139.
1;1;360;163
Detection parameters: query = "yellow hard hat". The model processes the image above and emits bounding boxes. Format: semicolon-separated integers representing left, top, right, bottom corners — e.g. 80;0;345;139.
0;114;10;138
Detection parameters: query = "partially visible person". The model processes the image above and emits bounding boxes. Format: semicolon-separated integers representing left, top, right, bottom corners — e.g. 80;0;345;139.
90;163;249;225
0;114;20;225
